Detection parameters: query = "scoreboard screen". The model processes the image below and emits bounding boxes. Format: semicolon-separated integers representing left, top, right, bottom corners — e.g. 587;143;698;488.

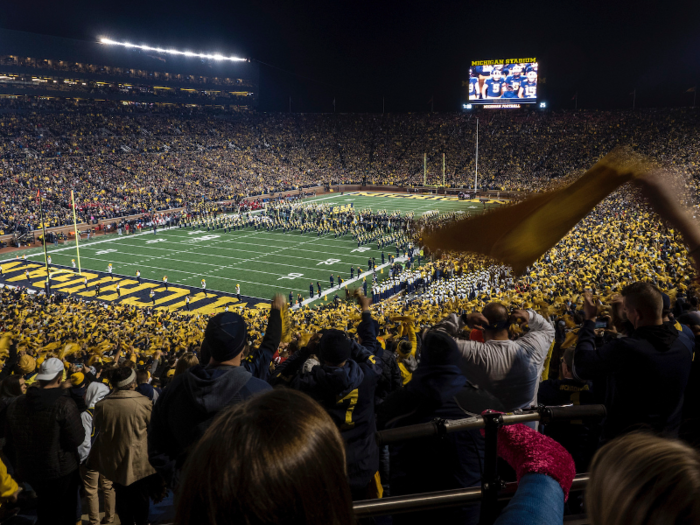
463;57;538;107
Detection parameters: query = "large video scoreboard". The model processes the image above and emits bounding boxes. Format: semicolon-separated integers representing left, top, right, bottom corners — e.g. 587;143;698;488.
462;57;538;110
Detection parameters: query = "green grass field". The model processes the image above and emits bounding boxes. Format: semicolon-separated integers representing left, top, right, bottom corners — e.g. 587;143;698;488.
3;192;501;308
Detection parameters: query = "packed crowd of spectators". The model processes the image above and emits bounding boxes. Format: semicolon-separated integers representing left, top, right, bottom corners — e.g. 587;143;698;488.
0;98;700;523
2;97;699;235
0;169;698;524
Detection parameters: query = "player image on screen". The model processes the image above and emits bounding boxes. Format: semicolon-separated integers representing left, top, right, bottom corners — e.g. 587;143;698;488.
506;65;525;93
465;60;538;105
519;68;538;99
468;75;479;100
482;68;504;99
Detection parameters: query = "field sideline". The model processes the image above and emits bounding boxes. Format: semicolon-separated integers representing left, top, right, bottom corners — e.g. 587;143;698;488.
0;192;501;311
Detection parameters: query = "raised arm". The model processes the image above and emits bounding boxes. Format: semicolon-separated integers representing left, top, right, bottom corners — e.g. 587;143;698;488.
636;171;700;272
243;294;284;381
572;292;624;381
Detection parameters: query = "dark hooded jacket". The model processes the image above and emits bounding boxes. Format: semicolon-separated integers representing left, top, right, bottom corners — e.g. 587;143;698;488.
271;311;383;495
377;330;504;525
374;320;402;406
573;319;694;444
5;387;84;482
148;310;280;486
149;365;270;486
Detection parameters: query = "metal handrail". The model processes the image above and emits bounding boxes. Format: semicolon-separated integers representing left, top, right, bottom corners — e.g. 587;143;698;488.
353;474;589;517
367;404;605;523
376;405;608;446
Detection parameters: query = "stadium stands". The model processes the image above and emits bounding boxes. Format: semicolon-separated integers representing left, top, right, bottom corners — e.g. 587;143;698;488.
0;94;700;523
1;97;699;237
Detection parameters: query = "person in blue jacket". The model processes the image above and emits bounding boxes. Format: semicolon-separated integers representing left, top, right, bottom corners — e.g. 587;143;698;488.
271;294;383;500
148;294;284;488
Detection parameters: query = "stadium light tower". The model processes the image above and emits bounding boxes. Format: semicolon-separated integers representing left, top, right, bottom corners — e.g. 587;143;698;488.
98;38;247;62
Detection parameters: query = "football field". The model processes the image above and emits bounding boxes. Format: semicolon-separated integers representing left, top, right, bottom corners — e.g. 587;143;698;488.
2;192;502;309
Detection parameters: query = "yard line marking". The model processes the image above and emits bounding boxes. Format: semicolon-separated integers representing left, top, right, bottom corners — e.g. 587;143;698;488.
109;228;340;283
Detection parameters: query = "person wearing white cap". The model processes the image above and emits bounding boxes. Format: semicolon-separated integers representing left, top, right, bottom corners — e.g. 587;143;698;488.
5;357;85;525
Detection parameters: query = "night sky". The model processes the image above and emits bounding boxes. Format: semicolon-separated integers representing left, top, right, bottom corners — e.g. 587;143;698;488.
3;0;700;112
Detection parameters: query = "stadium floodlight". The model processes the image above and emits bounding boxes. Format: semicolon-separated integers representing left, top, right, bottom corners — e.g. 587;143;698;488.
463;103;473;110
99;38;247;62
539;101;547;108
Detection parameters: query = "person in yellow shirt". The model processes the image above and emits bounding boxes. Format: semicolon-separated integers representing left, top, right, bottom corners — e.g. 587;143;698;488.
0;457;20;514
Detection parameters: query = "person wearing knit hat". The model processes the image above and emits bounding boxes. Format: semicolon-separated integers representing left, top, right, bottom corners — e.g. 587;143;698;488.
316;330;352;366
89;367;156;525
65;370;89;412
270;294;384;499
70;372;85;388
148;294;284;487
17;354;36;376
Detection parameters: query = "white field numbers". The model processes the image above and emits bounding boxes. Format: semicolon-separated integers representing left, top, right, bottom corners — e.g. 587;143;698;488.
183;235;220;243
317;258;341;266
277;273;304;281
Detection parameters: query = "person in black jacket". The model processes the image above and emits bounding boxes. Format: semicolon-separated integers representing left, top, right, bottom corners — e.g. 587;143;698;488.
6;358;85;525
573;283;694;444
271;294;383;500
538;347;598;472
374;333;403;407
372;331;403;498
148;294;284;488
377;330;504;525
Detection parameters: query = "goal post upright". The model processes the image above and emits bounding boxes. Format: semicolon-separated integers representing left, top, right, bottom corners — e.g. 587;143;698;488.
71;190;82;275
